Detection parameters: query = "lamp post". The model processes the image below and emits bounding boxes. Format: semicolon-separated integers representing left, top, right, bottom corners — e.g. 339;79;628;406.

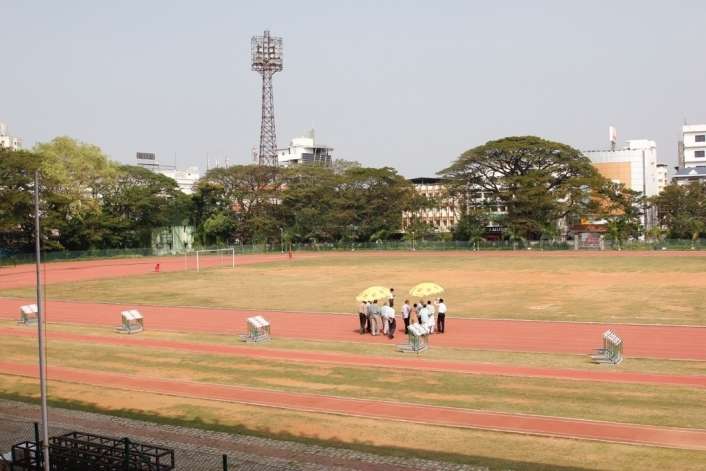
279;227;284;254
33;171;50;470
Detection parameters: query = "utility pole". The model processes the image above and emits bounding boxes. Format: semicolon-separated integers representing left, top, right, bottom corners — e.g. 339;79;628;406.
34;170;50;470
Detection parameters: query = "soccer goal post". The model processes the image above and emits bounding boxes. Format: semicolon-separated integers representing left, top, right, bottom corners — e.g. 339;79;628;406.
185;247;235;272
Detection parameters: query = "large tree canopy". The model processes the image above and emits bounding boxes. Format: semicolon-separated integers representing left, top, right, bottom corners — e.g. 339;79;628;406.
440;136;607;239
651;182;706;241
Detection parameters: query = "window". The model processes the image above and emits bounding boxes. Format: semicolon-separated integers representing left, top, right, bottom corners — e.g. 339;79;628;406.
696;134;706;143
696;150;706;158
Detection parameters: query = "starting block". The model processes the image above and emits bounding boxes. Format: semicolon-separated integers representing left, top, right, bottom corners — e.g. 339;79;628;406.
591;329;623;365
397;323;429;354
116;309;144;334
18;304;38;325
240;315;271;343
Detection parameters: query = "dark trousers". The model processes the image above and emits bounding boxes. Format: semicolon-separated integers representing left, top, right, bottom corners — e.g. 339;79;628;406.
403;317;410;334
359;313;367;334
388;319;397;339
437;313;446;333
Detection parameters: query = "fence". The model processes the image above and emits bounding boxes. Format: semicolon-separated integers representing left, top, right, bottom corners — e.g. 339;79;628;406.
4;238;706;267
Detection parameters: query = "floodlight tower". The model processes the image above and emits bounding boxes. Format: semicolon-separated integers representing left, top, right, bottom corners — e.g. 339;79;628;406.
251;30;283;167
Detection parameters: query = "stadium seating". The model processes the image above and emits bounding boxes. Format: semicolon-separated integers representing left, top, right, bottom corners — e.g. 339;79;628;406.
116;309;144;334
397;323;429;354
240;316;271;342
17;304;38;325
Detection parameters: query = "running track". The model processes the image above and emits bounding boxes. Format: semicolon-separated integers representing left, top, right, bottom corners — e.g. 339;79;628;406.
4;328;704;389
2;362;705;450
1;298;705;360
0;253;315;290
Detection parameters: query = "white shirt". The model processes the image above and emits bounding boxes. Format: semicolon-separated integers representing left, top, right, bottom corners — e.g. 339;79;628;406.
419;307;429;324
402;303;411;319
381;305;395;320
437;302;447;314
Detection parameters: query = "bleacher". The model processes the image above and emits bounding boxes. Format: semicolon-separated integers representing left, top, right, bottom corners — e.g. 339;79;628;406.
591;329;623;364
116;309;144;334
240;315;271;343
397;323;429;354
17;304;38;325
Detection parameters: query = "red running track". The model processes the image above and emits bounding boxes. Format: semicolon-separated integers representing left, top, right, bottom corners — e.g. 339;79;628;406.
4;327;704;389
1;298;705;360
2;361;705;450
0;253;315;290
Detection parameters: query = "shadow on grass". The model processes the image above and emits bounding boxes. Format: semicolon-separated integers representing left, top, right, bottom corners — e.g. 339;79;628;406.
1;392;598;471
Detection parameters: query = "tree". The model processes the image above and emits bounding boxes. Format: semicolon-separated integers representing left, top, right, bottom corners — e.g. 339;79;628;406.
440;136;605;240
0;149;65;252
651;182;706;240
453;208;489;249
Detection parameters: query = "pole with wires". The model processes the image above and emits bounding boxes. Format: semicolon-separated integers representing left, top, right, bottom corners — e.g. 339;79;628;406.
34;170;51;470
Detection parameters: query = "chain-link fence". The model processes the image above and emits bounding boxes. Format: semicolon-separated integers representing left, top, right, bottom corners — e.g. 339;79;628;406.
5;238;706;267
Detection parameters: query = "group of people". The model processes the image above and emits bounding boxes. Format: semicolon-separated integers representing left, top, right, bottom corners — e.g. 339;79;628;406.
357;288;448;339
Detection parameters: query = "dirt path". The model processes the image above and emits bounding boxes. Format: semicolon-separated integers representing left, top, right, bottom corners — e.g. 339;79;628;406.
4;327;705;389
2;361;706;450
2;298;705;360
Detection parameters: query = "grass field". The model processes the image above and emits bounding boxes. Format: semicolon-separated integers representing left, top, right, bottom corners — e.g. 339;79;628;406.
2;252;706;470
3;252;706;324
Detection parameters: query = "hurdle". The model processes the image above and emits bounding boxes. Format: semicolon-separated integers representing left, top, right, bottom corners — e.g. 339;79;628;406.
17;304;38;325
397;323;429;354
240;315;271;343
115;310;144;334
591;329;623;364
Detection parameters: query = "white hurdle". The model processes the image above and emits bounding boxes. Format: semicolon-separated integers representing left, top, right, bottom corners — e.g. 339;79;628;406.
18;304;38;325
240;315;271;343
116;309;144;334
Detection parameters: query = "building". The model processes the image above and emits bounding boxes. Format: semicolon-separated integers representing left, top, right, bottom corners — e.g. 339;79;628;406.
402;178;460;233
0;122;22;150
135;152;199;194
156;167;200;195
583;139;660;198
673;166;706;186
681;124;706;167
277;130;333;167
656;163;669;194
673;124;706;185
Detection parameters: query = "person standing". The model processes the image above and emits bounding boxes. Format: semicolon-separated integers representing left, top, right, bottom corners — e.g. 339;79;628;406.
436;298;447;333
410;303;419;325
401;299;411;334
358;300;368;334
418;302;430;333
371;300;382;336
386;305;397;339
388;288;396;308
366;300;374;333
426;300;435;334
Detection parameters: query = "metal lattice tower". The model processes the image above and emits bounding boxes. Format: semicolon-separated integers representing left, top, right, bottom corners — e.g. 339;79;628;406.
251;30;283;167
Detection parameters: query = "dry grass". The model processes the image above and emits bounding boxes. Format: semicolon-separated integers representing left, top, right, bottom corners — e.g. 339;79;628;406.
3;252;706;324
2;374;705;471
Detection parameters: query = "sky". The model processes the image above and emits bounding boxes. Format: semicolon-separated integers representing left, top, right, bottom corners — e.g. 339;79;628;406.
2;0;705;177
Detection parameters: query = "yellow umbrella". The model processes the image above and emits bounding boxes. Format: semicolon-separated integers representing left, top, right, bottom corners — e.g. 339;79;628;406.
356;286;390;302
409;282;445;298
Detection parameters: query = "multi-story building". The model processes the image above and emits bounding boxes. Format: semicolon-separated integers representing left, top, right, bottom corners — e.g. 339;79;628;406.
656;163;669;194
401;178;460;234
0;122;22;150
277;130;333;167
583;139;660;198
156;167;200;195
673;124;706;186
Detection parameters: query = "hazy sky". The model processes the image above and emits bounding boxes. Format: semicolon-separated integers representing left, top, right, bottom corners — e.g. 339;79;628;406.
2;1;705;177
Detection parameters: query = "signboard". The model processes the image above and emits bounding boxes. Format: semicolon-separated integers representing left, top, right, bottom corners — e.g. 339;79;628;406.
136;152;156;161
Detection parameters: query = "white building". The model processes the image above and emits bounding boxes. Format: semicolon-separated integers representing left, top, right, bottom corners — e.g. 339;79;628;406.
277;130;333;167
583;139;660;198
673;124;706;186
156;167;200;195
681;124;706;167
0;122;22;150
656;163;669;194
